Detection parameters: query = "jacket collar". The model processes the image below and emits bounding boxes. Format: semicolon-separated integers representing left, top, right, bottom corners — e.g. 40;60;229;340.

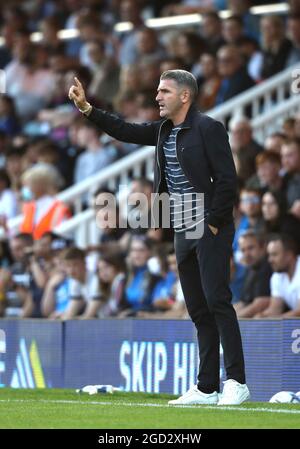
161;102;198;130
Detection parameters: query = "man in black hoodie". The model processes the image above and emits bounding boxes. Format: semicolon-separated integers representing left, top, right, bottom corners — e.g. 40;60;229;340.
69;69;250;406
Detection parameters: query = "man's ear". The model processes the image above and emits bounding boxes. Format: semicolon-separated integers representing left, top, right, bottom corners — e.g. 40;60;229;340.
180;89;190;104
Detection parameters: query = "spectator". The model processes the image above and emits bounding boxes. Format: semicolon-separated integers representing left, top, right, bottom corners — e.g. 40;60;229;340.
285;14;300;68
74;121;117;189
81;252;126;318
229;116;263;183
200;11;225;54
5;29;56;121
0;168;19;223
237;36;263;82
257;234;300;317
119;235;162;316
246;151;282;193
262;190;300;253
136;27;166;63
222;16;246;46
234;230;272;318
215;45;255;106
62;247;101;319
172;31;207;75
0;95;21;136
260;15;292;79
4;146;25;193
282;117;296;140
0;233;34;318
117;0;144;66
196;52;221;111
138;56;162;91
41;237;76;319
86;39;120;106
159;57;187;73
281;139;300;218
20;163;70;240
264;132;286;155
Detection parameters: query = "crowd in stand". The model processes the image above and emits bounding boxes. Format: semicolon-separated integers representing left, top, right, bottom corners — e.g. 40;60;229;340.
0;0;300;319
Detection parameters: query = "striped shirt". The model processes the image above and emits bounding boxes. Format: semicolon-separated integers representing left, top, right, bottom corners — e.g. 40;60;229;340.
163;126;206;233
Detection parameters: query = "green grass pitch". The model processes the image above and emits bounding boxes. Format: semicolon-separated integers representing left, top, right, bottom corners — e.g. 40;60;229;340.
0;388;299;429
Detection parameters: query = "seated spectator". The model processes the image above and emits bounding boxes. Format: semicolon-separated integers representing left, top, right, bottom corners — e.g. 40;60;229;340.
282;117;296;140
41;236;74;319
0;169;19;225
234;230;272;318
246;151;282;193
196;53;221;111
200;11;225;54
222;15;246;46
5;29;56;122
73;121;117;192
61;247;101;319
237;36;263;82
145;244;177;314
257;234;300;317
172;31;207;76
215;45;255;107
81;252;126;319
20;163;70;240
281;138;300;219
93;187;129;252
264;132;286;155
118;235;162;316
285;13;300;68
138;247;188;319
0;233;35;318
4;146;25;193
0;95;20;136
261;190;300;253
260;15;292;80
86;39;120;107
229;116;263;183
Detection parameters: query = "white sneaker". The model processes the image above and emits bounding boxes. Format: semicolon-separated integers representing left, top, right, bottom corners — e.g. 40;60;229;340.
218;379;250;405
168;385;219;406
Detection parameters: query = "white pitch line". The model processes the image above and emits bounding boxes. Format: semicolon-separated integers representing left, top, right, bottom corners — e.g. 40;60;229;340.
0;398;300;415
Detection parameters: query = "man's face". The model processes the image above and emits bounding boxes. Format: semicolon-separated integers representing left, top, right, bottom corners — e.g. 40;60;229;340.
267;241;289;273
239;237;265;267
156;78;185;120
217;48;240;77
64;259;85;280
257;161;280;186
240;191;261;218
9;238;26;262
281;144;300;173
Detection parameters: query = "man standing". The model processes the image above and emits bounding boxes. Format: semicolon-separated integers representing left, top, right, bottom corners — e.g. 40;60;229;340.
69;70;250;405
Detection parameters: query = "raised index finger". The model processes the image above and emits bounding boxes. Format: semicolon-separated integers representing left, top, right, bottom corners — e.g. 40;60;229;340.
74;77;82;88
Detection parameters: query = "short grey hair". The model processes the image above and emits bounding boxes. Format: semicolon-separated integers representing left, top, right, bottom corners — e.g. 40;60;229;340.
160;69;198;101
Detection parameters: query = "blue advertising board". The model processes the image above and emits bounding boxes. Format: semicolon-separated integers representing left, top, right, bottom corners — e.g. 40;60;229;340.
0;320;63;388
0;318;299;401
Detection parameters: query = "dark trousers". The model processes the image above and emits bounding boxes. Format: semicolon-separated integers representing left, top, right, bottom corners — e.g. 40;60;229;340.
174;221;245;393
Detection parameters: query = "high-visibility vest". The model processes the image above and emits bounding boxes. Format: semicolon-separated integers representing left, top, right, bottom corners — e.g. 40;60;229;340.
20;199;71;240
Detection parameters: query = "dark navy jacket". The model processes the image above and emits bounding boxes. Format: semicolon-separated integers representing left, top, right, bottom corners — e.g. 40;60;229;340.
87;103;237;229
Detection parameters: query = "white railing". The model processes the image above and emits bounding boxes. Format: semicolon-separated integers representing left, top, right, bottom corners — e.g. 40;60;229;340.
7;64;300;244
209;64;299;125
251;94;300;144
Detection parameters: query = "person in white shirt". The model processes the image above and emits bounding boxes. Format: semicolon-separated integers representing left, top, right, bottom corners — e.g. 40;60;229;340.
0;168;18;223
256;234;300;318
62;247;101;319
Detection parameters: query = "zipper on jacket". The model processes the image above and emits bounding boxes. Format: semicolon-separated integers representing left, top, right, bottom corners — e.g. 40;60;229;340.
155;120;167;192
